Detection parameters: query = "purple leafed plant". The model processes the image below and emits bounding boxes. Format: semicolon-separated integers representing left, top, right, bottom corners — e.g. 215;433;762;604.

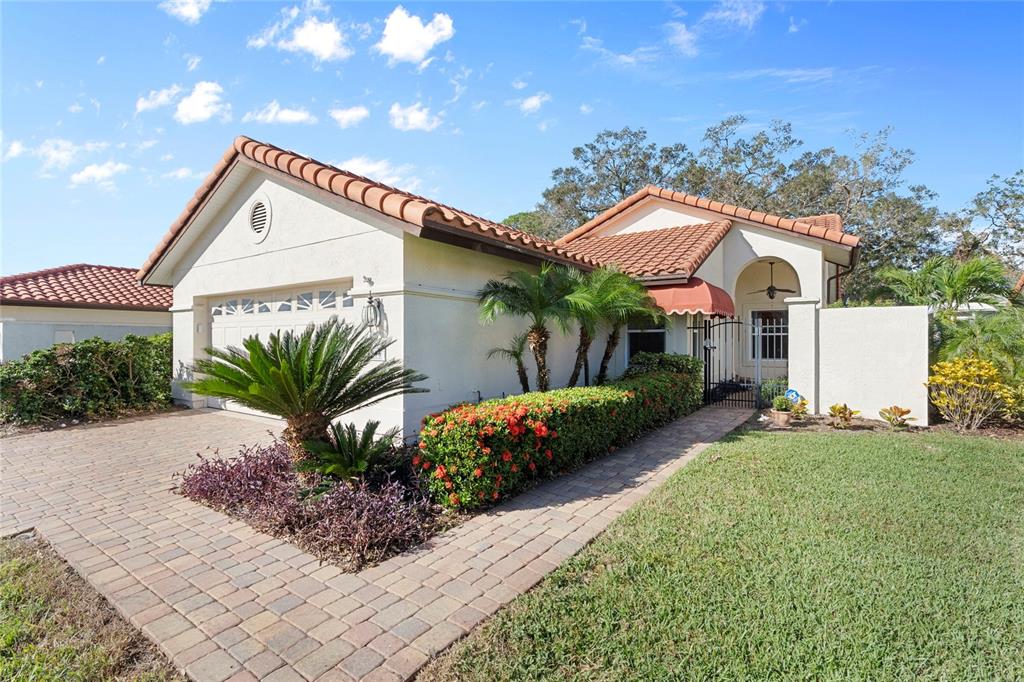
175;438;445;570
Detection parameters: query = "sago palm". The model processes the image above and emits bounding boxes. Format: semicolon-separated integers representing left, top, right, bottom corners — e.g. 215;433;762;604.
478;263;575;391
185;318;426;462
486;333;531;394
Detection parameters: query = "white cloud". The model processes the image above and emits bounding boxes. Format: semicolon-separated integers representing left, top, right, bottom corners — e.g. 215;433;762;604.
337;155;421;192
375;6;454;68
666;22;699;57
472;100;488;112
35;139;108;171
581;35;659;68
518;92;551;115
447;66;472;104
329;105;370;128
727;67;835;83
162;167;200;180
185;53;202;71
137;139;159;151
96;55;106;65
159;0;212;24
3;140;26;161
70;160;130;190
174;81;230;124
579;103;593;115
68;102;84;114
788;16;807;33
388;101;442;132
538;119;555;132
160;153;175;161
248;3;352;64
136;84;183;113
242;100;317;124
511;78;527;90
700;0;765;30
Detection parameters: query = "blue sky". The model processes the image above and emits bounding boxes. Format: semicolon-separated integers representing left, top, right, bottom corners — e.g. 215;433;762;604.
2;1;1022;276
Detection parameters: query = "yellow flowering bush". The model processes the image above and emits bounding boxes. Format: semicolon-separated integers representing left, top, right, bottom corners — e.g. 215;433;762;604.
927;357;1009;430
1000;383;1024;425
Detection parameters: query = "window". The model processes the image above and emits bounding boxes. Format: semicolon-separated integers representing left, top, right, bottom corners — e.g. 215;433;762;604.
750;311;788;361
278;297;292;312
627;321;666;360
257;300;271;314
239;298;254;315
318;290;337;309
296;292;313;311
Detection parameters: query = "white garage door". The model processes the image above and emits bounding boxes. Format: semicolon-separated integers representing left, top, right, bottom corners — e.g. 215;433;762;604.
207;282;355;411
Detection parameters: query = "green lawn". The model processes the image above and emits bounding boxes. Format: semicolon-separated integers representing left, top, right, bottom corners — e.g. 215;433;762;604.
420;430;1024;681
0;535;182;682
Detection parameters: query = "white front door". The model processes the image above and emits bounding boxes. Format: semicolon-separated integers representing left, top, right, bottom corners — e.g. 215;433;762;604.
206;282;355;412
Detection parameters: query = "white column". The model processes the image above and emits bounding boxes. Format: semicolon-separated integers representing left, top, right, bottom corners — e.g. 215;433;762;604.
786;297;820;413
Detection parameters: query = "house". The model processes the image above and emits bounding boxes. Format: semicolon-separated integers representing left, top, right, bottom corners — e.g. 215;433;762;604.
1;264;172;362
139;136;861;435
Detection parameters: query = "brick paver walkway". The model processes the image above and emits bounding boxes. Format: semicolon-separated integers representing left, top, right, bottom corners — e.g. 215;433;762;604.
1;406;750;681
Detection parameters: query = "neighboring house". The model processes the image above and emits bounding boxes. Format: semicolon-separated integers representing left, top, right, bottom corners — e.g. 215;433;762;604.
139;136;860;435
0;264;172;362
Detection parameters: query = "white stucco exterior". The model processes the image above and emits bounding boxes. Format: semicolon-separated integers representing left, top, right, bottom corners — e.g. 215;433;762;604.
0;304;171;362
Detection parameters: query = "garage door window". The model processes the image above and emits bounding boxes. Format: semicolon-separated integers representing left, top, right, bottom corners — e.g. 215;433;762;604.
212;286;353;317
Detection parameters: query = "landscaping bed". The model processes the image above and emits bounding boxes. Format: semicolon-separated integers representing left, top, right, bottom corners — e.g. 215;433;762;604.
420;429;1024;681
0;533;184;681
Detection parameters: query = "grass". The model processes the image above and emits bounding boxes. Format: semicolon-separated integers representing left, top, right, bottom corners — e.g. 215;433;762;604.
420;430;1024;681
0;535;183;682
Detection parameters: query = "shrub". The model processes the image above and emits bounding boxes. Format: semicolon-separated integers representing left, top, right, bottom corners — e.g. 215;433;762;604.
176;439;442;570
759;377;788;405
0;333;172;424
1001;384;1024;425
878;405;916;430
623;352;702;379
790;398;809;420
417;369;703;510
927;357;1009;430
771;395;792;412
828;403;859;429
299;421;399;494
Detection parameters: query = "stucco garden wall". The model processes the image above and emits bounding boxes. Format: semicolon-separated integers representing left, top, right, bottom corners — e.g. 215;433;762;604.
787;299;930;425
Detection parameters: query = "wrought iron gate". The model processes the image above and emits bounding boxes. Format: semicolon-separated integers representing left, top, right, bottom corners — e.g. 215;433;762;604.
688;317;775;408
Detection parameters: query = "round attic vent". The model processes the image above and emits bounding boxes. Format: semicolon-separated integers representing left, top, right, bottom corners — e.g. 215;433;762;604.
249;198;271;243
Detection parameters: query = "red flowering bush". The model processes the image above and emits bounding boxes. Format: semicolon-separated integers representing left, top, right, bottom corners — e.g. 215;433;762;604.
418;370;702;510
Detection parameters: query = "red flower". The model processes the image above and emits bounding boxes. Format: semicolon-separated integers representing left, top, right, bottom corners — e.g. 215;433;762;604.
445;481;453;490
510;464;519;473
492;491;499;500
412;455;421;466
481;447;492;455
534;423;549;437
502;450;513;462
418;441;427;450
449;493;460;505
528;462;536;472
544;449;553;460
422;461;432;470
473;467;483;478
433;465;447;479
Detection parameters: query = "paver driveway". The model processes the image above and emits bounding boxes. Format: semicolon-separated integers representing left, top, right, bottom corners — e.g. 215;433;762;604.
1;406;750;681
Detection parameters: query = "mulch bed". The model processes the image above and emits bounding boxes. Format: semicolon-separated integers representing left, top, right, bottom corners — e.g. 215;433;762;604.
750;411;1023;440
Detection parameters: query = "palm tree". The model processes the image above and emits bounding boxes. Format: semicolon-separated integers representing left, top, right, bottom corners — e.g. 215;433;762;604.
478;264;575;391
185;318;427;462
877;256;1019;312
486;333;531;394
937;306;1024;384
594;277;669;385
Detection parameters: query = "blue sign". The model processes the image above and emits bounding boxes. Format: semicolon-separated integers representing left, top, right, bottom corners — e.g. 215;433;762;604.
784;389;801;404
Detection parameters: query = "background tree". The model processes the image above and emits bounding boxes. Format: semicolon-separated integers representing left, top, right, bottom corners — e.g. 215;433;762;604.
478;264;575;391
185;319;427;463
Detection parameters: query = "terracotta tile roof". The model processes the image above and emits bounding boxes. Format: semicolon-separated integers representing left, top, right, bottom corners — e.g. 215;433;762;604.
139;136;600;281
556;186;860;249
2;264;173;311
563;222;731;278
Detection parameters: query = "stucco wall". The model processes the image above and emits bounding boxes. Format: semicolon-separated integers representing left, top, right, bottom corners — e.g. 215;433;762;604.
787;299;930;425
0;305;170;362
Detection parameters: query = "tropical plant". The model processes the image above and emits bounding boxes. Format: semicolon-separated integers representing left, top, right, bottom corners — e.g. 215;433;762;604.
828;403;859;429
565;267;664;387
790;398;809;420
299;420;399;495
927;357;1008;430
185;318;426;462
878;405;916;430
876;256;1019;313
589;275;669;385
478;263;576;392
771;395;792;412
936;306;1024;385
486;333;531;394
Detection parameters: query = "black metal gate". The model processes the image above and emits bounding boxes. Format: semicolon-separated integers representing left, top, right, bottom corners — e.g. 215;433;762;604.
688;317;773;408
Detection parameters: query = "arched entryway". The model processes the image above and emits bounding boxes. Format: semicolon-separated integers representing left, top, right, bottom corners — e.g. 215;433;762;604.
733;258;800;382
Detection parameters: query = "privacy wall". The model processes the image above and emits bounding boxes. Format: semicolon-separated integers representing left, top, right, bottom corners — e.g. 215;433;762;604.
787;299;930;425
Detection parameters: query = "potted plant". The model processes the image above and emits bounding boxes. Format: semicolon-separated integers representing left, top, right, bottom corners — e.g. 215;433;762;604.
770;395;794;427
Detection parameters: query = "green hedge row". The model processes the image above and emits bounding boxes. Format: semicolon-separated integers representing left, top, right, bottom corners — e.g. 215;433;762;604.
0;333;173;424
417;356;703;510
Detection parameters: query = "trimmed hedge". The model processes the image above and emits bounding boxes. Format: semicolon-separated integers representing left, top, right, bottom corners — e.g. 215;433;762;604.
417;365;703;510
0;333;173;424
622;351;703;379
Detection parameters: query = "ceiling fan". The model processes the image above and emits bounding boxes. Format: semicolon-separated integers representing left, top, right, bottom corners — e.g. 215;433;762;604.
748;261;797;300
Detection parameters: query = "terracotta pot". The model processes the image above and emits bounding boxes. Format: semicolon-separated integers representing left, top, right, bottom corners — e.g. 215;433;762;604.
770;410;793;427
